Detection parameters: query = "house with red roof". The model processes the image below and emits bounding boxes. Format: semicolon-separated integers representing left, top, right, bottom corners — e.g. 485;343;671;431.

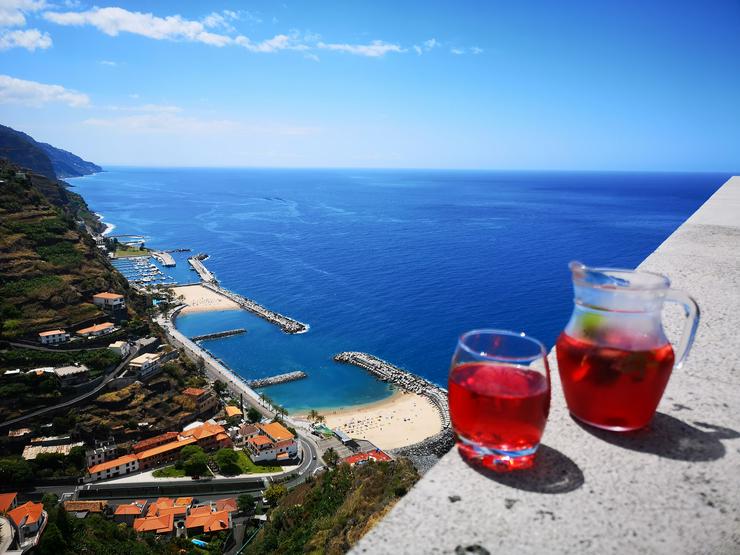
245;421;298;463
342;449;393;467
7;501;47;550
93;292;126;310
113;500;148;525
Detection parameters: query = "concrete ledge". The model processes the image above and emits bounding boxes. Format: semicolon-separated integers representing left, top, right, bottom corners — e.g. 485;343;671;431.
353;176;740;554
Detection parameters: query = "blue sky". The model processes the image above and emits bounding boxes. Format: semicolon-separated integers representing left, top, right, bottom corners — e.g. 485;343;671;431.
0;1;738;170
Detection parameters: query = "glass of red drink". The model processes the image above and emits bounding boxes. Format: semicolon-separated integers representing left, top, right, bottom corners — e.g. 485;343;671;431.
556;262;699;431
448;329;551;471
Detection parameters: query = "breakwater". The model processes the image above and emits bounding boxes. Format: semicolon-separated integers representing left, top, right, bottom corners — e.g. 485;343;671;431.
191;328;247;342
188;255;216;283
203;283;309;334
333;352;451;429
248;370;307;388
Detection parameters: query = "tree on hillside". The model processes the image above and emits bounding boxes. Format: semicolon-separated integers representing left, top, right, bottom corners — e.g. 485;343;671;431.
323;447;339;467
213;379;226;396
183;451;209;477
246;407;262;423
237;493;256;514
0;456;34;487
215;448;240;476
264;483;287;506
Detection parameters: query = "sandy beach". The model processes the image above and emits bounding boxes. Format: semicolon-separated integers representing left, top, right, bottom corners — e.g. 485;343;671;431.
172;284;240;314
315;390;443;451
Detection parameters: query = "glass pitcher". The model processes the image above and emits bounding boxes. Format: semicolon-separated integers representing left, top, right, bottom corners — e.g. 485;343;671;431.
556;261;699;431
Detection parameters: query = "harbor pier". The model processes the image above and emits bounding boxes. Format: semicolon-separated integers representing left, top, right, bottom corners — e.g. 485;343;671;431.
152;251;176;266
188;255;216;283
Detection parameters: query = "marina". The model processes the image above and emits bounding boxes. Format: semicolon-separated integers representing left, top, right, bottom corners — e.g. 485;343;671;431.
110;255;177;286
152;251;176;266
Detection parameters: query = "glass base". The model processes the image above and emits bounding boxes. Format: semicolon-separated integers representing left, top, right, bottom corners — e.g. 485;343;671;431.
455;435;539;472
570;412;649;432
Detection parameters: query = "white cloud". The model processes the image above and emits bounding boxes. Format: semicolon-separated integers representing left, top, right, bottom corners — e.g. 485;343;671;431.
304;53;319;62
43;6;234;46
317;40;404;57
413;37;439;55
0;74;89;107
40;5;419;59
0;0;46;28
0;28;51;50
99;59;117;66
236;32;307;53
470;46;483;54
450;47;465;55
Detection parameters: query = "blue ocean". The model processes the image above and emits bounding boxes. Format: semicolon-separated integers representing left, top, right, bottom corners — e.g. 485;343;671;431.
70;169;726;412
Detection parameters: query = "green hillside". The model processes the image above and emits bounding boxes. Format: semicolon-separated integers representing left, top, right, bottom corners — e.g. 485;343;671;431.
0;159;127;337
245;458;419;555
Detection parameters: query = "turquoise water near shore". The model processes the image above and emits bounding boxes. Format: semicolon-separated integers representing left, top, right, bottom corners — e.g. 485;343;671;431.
71;168;726;411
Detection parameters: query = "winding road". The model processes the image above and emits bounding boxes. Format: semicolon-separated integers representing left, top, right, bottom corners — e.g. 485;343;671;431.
0;347;139;431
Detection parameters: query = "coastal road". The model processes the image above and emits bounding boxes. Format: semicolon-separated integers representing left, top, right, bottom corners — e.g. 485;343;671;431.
0;347;139;431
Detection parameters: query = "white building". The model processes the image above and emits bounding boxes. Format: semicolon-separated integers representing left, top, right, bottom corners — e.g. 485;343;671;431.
87;454;139;482
109;340;131;357
245;422;298;463
93;292;126;310
129;353;161;379
38;329;70;345
86;438;118;467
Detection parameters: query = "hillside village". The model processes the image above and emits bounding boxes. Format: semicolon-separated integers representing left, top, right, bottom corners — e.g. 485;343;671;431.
0;151;410;554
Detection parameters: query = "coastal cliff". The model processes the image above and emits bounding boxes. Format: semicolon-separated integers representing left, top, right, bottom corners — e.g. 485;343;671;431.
0;124;101;179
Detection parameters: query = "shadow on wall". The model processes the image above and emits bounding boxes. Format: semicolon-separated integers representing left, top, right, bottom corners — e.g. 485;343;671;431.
574;412;739;462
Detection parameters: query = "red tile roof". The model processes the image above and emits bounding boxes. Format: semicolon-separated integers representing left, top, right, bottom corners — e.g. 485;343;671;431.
114;503;144;516
39;329;66;337
88;454;138;475
77;322;114;335
259;422;294;442
182;387;207;397
94;292;124;300
215;498;237;513
133;512;174;534
132;432;178;452
342;449;393;466
185;510;230;532
0;492;17;513
8;501;43;527
248;435;272;447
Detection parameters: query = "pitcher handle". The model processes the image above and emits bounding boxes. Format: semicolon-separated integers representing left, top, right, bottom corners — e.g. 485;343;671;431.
664;289;700;369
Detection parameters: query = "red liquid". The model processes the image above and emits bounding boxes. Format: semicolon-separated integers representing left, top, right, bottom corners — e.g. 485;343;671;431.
448;363;550;466
556;332;675;431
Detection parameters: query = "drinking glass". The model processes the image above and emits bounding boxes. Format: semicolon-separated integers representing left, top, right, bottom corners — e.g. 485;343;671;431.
448;329;551;471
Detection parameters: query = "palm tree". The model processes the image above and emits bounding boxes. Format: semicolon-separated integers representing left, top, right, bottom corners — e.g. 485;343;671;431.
308;409;319;422
316;415;326;425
